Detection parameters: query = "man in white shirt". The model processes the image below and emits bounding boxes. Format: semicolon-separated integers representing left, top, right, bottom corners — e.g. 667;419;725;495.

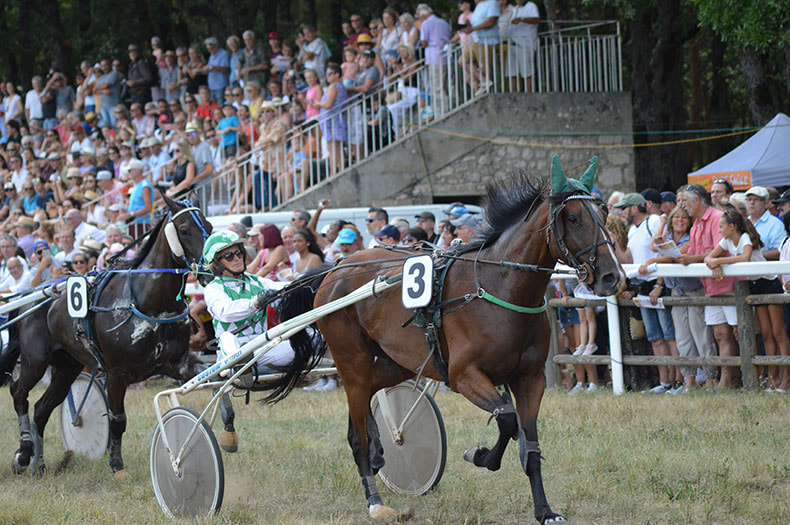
24;76;44;125
148;138;171;184
507;0;540;91
614;192;678;393
296;26;330;80
65;208;106;244
52;228;80;268
0;256;31;293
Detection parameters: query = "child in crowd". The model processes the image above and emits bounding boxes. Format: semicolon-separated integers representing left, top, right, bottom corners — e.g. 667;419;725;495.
341;48;360;87
705;206;790;392
418;92;434;124
216;103;241;160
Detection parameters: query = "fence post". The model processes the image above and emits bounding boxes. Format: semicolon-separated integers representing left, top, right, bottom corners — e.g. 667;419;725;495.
544;286;561;389
734;280;759;390
606;295;624;395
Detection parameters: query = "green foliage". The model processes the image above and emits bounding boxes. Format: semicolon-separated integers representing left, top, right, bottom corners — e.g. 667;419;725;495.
692;0;790;52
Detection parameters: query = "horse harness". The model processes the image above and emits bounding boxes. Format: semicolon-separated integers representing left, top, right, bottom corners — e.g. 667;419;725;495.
72;204;208;369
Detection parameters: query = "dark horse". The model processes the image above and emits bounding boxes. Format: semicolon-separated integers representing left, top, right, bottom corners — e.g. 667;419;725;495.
0;193;212;477
275;157;624;522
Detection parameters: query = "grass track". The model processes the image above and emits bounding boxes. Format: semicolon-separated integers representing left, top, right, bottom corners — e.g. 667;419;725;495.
0;382;787;524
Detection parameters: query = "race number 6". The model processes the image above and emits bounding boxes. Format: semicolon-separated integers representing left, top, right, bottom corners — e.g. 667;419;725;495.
402;255;433;309
67;275;89;318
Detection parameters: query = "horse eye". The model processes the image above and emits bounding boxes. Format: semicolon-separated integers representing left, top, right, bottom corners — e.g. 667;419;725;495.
567;214;579;224
179;227;189;235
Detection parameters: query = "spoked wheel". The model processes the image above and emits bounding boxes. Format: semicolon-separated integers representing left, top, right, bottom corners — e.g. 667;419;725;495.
371;380;447;496
59;371;110;459
150;407;224;519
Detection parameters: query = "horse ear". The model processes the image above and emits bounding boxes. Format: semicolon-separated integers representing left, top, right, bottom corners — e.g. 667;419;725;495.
579;156;598;193
550;154;570;195
186;190;200;210
160;190;180;214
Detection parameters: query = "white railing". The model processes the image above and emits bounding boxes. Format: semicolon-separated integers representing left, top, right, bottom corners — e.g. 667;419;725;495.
552;261;790;395
192;20;622;216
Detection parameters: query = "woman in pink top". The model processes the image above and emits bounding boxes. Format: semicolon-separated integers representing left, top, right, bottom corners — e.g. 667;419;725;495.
301;69;323;121
252;223;291;281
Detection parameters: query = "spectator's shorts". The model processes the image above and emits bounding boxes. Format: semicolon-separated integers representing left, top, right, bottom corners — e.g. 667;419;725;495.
748;277;783;295
641;306;675;342
223;144;237;157
558;306;579;326
704;304;737;326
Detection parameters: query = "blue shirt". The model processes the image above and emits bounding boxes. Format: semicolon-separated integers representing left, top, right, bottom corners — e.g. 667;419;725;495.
471;0;501;45
753;209;785;252
148;149;171;183
129;178;153;224
207;49;231;90
218;115;241;146
23;194;41;214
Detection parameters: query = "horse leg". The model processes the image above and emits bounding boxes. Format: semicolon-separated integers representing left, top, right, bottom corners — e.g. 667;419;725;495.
10;353;50;474
105;374;129;479
455;366;519;472
30;352;83;474
367;353;415;473
218;392;238;453
511;374;566;524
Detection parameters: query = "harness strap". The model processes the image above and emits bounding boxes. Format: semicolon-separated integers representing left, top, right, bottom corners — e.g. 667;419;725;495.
130;305;189;324
479;289;547;314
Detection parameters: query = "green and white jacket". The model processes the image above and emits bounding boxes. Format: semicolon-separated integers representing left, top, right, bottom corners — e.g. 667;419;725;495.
204;273;280;345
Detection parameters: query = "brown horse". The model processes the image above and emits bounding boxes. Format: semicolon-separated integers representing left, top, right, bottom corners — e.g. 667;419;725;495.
276;157;624;522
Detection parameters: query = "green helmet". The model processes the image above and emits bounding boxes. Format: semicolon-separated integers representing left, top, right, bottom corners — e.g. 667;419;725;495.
203;230;244;265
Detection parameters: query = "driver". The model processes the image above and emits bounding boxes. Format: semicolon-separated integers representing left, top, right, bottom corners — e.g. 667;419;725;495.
202;230;296;454
202;230;294;372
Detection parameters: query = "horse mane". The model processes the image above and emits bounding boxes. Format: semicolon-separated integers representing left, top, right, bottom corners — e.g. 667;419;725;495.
110;214;167;270
457;170;548;255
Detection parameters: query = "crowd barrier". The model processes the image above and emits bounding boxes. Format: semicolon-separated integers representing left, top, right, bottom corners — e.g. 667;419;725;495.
548;261;790;394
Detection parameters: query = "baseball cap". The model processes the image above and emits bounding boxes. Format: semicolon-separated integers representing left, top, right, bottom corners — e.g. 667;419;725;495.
660;191;676;204
127;159;145;172
640;188;662;205
268;32;281;40
337;228;357;244
33;240;50;252
443;201;464;214
447;205;468;217
374;224;400;241
204;36;219;47
450;214;478;228
414;211;435;222
127;43;139;52
85;112;97;121
96;170;113;181
773;189;790;204
47;152;60;161
3;183;15;191
744;186;769;199
612;193;646;208
158;114;171;124
362;49;376;58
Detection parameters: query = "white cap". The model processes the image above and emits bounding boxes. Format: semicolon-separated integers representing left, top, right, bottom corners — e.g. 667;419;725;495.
744;186;769;200
127;159;145;172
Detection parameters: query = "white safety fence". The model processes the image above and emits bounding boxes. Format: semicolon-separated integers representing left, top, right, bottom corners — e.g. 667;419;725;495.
551;261;790;394
188;20;622;216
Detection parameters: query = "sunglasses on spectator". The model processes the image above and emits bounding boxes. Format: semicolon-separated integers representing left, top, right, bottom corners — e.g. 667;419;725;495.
72;259;87;265
402;237;415;243
221;248;244;261
186;132;198;137
365;218;379;223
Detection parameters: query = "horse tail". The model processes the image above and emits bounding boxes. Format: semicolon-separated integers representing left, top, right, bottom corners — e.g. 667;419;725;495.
0;312;21;387
260;264;330;404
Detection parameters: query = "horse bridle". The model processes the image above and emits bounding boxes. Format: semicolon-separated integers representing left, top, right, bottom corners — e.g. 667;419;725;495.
547;194;613;285
165;201;212;274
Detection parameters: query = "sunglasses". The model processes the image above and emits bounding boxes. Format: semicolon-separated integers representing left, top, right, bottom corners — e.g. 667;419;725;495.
365;218;379;223
72;259;87;265
186;132;198;137
221;248;244;261
402;237;415;243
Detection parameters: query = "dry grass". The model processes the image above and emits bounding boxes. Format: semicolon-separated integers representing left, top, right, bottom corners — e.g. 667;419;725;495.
0;382;787;524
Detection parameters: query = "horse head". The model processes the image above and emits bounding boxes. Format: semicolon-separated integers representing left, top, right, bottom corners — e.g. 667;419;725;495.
548;155;624;296
161;191;213;272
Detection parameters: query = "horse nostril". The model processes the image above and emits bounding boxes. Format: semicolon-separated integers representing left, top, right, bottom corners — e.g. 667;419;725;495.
602;272;617;285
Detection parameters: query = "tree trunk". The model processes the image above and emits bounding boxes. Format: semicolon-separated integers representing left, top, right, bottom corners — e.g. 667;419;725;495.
218;0;240;38
738;47;775;126
629;0;689;191
33;0;70;73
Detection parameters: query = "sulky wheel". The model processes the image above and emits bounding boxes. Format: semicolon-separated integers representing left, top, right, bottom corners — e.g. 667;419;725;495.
371;380;447;496
150;407;224;518
59;371;110;459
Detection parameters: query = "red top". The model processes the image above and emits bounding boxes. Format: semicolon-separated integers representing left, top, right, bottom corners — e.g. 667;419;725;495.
197;102;218;119
687;205;739;296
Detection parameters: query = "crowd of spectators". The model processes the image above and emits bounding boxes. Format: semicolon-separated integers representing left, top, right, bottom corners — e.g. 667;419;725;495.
558;182;790;395
0;1;542;217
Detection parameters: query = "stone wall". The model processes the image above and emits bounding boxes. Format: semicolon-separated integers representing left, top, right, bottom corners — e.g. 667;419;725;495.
282;92;634;210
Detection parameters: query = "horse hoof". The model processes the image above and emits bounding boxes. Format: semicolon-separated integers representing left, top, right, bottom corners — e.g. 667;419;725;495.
544;515;568;523
463;445;488;466
11;454;28;475
369;504;397;520
113;469;130;482
219;430;238;453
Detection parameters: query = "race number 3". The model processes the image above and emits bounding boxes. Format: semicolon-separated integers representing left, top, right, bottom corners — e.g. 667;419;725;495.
402;255;433;309
67;276;89;318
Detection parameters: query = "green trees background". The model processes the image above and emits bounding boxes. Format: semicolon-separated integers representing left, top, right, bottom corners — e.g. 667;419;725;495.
1;0;787;190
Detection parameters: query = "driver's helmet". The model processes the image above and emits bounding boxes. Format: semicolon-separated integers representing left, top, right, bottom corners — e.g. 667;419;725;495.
202;230;244;265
